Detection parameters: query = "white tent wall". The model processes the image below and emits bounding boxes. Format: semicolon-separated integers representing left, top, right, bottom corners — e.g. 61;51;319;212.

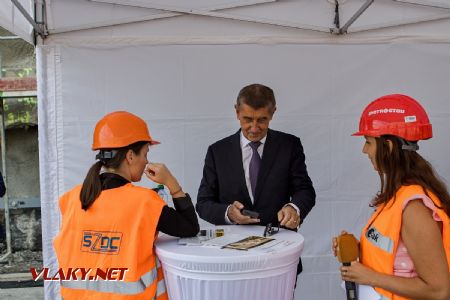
38;41;450;300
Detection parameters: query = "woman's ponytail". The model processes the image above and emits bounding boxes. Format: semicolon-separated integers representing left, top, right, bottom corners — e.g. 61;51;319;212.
80;161;103;210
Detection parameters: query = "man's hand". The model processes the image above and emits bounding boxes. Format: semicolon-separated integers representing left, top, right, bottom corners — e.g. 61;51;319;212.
227;201;260;224
278;205;301;229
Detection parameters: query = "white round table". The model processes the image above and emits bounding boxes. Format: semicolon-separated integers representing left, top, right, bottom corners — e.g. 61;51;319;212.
155;225;304;300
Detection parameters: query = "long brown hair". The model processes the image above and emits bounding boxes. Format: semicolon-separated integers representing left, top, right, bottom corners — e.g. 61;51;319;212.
373;135;450;215
80;141;148;210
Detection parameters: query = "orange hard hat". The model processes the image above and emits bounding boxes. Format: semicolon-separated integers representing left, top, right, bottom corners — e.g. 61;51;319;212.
92;111;160;150
352;94;432;141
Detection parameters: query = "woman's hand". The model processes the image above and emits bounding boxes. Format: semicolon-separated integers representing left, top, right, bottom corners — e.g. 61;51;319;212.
144;162;171;183
340;261;377;286
332;230;348;257
144;163;181;195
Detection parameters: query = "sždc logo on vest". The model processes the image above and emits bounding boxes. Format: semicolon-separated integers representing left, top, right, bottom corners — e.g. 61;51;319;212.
81;230;123;254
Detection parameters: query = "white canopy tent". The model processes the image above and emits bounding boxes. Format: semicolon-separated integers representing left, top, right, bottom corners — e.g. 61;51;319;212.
3;1;450;299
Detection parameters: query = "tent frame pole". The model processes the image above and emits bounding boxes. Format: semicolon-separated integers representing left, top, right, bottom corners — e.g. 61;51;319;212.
339;0;374;34
10;0;48;39
91;0;331;33
394;0;450;9
349;12;450;33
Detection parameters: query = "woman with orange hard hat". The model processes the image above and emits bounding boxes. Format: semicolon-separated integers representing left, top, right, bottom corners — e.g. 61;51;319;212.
54;111;199;300
333;94;450;300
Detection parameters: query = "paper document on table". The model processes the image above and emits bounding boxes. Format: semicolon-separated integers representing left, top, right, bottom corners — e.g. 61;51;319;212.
177;236;206;246
222;236;275;250
202;234;249;248
178;228;226;246
249;239;295;253
203;234;291;252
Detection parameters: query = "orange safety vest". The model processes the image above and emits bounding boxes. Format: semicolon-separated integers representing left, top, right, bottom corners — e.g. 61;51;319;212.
360;185;450;300
53;183;169;300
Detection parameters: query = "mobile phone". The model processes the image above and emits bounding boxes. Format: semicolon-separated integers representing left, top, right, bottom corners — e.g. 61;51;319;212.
241;209;259;219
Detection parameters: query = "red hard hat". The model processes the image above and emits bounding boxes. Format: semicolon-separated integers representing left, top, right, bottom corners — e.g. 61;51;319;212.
92;111;160;150
352;94;432;141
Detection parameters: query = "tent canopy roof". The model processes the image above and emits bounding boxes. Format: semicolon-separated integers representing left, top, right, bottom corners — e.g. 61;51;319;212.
2;0;450;45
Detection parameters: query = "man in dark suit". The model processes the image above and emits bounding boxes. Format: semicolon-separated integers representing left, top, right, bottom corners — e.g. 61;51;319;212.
196;83;315;246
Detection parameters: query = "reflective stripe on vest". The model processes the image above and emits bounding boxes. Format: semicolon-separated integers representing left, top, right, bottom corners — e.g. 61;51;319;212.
365;226;394;254
155;257;167;298
61;266;158;295
156;278;166;297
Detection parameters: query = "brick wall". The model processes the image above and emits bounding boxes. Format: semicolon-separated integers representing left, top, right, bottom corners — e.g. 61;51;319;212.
0;78;36;92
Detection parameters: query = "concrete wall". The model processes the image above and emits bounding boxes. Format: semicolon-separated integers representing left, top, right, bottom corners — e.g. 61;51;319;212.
4;127;40;200
0;209;41;251
0;126;41;252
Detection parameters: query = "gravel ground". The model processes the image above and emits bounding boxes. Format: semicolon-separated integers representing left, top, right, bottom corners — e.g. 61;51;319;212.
0;248;44;299
0;249;43;273
0;286;44;299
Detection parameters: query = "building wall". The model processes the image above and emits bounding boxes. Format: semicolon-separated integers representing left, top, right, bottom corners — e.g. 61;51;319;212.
5;127;39;200
0;127;41;251
0;28;41;280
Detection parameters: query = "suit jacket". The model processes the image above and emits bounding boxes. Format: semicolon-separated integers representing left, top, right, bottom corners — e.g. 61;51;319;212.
196;129;315;226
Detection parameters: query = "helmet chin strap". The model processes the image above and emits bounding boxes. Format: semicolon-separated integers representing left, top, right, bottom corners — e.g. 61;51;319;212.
398;138;419;151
